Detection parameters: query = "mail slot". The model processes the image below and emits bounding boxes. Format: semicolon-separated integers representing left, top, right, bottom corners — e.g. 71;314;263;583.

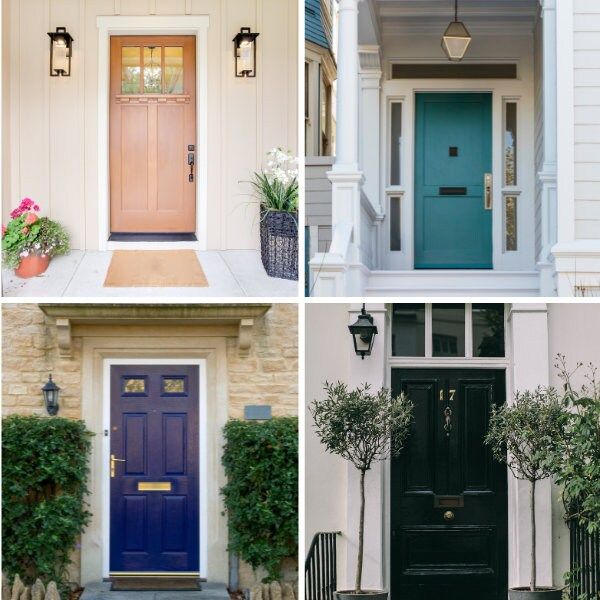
137;482;172;491
434;495;464;508
439;187;467;196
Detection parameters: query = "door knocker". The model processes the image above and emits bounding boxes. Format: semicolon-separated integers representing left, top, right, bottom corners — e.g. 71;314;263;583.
444;406;453;436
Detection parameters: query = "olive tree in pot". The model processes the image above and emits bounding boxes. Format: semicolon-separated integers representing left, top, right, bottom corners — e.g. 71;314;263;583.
485;388;567;600
310;382;413;600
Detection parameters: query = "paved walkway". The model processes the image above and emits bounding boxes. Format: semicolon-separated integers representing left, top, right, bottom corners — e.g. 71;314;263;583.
81;582;229;600
2;250;297;298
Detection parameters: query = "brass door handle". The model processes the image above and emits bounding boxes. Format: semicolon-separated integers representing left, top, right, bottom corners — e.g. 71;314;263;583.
484;173;492;210
444;510;455;522
110;454;126;478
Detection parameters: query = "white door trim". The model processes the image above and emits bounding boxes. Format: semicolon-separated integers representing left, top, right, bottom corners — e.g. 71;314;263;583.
102;358;208;579
96;15;209;251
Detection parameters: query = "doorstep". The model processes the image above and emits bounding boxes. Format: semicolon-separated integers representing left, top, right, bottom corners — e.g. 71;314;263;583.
81;581;229;600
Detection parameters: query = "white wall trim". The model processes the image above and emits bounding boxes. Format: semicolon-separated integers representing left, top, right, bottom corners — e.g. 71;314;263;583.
96;15;209;251
555;0;575;244
101;358;208;579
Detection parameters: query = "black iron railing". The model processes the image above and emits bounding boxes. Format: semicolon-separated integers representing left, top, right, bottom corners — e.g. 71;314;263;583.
570;520;600;598
305;531;341;600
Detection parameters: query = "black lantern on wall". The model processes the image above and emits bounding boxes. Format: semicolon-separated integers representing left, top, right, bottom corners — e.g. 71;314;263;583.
42;374;60;416
47;27;74;77
441;0;472;62
233;27;259;77
348;304;378;359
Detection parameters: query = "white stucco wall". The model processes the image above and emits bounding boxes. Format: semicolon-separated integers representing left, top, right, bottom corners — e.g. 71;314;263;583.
2;0;298;251
547;302;600;587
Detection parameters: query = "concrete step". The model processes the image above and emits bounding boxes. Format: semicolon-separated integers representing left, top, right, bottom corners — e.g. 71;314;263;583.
81;581;229;600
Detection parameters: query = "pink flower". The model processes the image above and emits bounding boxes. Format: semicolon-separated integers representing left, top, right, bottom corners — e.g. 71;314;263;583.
1;225;5;237
21;227;29;235
24;212;38;225
10;198;40;219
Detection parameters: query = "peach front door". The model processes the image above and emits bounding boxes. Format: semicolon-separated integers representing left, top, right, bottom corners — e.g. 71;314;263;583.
110;36;196;233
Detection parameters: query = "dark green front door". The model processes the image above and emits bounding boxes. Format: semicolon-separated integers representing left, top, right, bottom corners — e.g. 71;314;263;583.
415;93;493;269
391;369;507;600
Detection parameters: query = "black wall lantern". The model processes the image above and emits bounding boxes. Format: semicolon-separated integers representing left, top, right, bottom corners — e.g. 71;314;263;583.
48;27;74;77
42;374;60;416
233;27;259;77
442;0;471;62
348;304;378;359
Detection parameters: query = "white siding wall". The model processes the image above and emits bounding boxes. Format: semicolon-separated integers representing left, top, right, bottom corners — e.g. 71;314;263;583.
2;0;298;250
574;0;600;240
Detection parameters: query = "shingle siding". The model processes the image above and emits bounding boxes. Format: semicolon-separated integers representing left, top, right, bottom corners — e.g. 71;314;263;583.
306;0;330;49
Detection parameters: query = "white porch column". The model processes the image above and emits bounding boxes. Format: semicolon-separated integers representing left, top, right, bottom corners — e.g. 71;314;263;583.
343;303;387;591
507;304;554;589
538;0;558;295
327;0;364;272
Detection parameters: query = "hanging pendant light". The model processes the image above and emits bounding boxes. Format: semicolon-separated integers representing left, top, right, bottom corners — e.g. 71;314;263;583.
442;0;472;62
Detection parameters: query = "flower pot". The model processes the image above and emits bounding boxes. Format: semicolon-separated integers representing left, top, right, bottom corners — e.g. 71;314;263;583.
259;209;298;280
335;591;388;600
14;254;50;278
509;588;563;600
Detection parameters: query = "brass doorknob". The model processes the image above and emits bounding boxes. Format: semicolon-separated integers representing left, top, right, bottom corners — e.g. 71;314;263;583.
444;510;455;522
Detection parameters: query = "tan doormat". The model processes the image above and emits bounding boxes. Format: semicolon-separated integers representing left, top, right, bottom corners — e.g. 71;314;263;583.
104;250;208;287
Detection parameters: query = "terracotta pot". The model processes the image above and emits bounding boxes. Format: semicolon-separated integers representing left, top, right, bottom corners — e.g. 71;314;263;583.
509;588;563;600
14;254;50;278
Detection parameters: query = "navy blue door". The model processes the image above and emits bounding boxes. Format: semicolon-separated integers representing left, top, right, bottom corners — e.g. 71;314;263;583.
110;364;199;574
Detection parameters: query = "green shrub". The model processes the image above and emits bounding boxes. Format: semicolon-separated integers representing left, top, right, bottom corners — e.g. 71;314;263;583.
221;417;298;582
2;415;93;589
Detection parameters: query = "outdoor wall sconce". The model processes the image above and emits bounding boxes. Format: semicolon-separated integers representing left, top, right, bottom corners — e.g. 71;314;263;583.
348;304;378;359
42;374;60;416
442;0;471;62
47;27;74;76
233;27;259;77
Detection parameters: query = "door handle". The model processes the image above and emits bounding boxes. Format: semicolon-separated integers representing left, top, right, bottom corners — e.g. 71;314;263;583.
110;454;126;478
484;173;493;210
444;406;453;437
188;151;195;183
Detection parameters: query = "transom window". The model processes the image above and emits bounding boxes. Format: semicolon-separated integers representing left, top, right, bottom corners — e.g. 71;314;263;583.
391;304;505;358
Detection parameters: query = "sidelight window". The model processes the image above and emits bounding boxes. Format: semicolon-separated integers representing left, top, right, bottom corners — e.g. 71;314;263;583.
389;102;403;186
391;304;506;358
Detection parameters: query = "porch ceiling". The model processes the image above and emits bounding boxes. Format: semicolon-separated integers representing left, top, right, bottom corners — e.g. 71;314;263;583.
376;0;539;36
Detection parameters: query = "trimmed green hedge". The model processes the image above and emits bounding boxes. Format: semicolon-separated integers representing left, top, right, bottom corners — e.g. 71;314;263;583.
221;417;298;582
2;415;93;588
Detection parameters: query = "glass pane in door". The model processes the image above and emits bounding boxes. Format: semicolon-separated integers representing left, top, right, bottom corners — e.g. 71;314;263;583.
143;46;162;93
164;47;184;94
121;47;141;93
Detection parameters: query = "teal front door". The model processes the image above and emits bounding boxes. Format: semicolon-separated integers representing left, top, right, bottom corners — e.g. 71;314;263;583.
415;93;493;269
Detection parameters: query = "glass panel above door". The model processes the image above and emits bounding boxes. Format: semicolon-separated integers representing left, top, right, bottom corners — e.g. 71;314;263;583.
432;304;465;357
391;304;425;356
472;304;505;357
143;46;162;93
121;47;141;93
164;47;184;94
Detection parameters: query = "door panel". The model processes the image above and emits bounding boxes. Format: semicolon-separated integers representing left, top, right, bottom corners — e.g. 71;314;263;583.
110;365;199;574
391;369;507;600
415;93;493;269
110;36;196;233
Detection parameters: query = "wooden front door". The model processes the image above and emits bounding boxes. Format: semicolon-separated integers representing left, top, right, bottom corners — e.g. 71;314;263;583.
110;36;196;233
110;365;200;574
390;368;508;600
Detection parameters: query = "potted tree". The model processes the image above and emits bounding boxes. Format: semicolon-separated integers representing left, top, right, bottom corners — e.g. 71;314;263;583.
2;198;70;278
251;148;298;281
485;388;567;599
310;382;413;600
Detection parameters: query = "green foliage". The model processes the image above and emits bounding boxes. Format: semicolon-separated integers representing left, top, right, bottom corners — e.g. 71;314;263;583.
485;387;567;483
552;357;600;535
2;415;93;590
310;382;413;473
3;215;70;269
221;417;298;583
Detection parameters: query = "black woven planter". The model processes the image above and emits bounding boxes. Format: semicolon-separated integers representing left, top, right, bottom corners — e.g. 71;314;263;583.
260;209;298;280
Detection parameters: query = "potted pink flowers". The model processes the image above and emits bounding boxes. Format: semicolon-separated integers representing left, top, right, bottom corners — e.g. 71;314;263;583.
2;198;70;278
